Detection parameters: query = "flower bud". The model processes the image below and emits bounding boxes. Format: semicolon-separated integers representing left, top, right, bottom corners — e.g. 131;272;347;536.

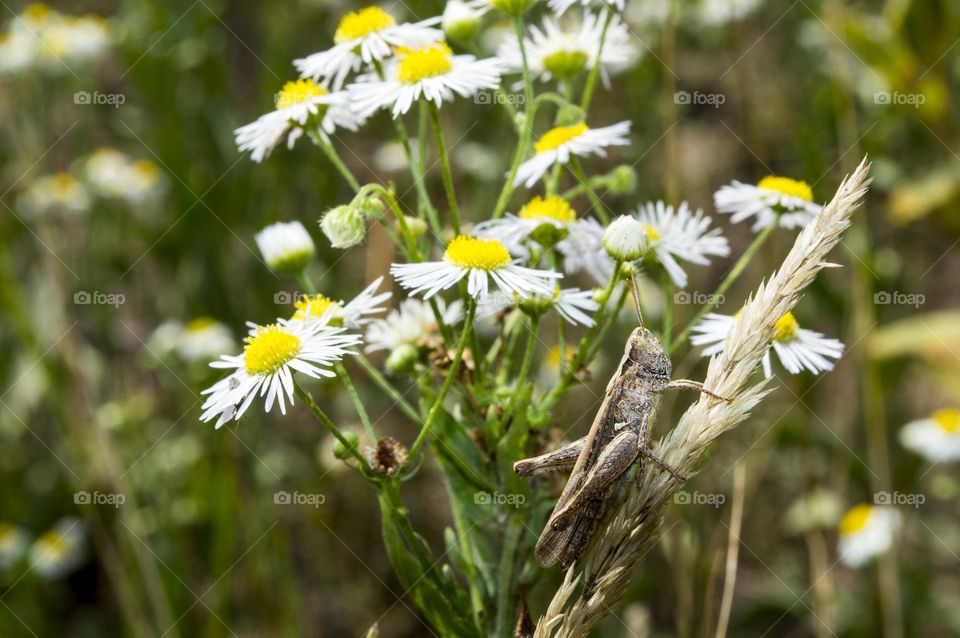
332;431;360;460
603;215;648;261
401;215;428;238
555;104;587;127
255;221;315;274
443;0;482;42
320;204;366;249
490;0;536;15
385;343;418;374
606;165;637;195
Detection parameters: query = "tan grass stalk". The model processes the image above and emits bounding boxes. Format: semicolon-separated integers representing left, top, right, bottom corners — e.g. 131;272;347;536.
534;158;872;638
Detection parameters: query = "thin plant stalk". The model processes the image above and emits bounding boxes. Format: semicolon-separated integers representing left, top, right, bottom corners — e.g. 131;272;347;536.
428;102;461;234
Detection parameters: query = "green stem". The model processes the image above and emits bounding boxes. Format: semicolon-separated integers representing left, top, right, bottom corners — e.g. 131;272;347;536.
313;133;361;192
662;273;674;344
568;158;610;223
492;15;538;220
498;316;539;434
408;301;477;460
297;271;317;296
580;7;613;112
336;361;376;442
355;353;421;424
668;221;777;352
294;382;371;472
428;102;461;234
494;517;525;638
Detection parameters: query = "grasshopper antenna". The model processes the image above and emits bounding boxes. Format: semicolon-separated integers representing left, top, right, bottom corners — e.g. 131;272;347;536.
629;272;644;328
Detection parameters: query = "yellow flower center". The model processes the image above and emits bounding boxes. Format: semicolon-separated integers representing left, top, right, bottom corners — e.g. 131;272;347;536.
276;79;328;110
24;3;53;24
35;531;68;559
130;159;160;184
774;312;798;342
839;504;872;536
444;236;511;270
334;7;396;43
757;176;814;202
185;317;216;332
643;224;660;241
535;122;589;153
292;294;343;324
243;324;301;375
933;408;960;433
0;523;16;548
519;196;576;223
397;42;453;83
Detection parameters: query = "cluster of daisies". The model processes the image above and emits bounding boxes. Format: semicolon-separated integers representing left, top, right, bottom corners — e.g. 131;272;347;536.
0;3;110;76
0;517;85;580
17;147;165;219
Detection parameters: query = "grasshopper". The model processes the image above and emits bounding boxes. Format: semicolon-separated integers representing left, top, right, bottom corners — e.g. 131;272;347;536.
514;288;726;568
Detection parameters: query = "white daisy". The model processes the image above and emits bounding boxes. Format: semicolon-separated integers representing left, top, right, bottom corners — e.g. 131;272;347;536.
235;79;366;163
697;0;765;26
391;235;562;301
473;195;589;255
0;523;29;568
488;285;599;326
514;120;631;188
555;217;615;284
18;172;91;217
837;504;900;568
549;287;600;326
200;319;360;428
714;175;822;232
634;200;730;288
498;13;636;84
289;276;392;328
29;517;85;580
255;221;316;274
899;409;960;463
549;0;626;16
294;7;442;90
349;41;502;118
176;318;235;362
365;298;464;352
690;311;844;378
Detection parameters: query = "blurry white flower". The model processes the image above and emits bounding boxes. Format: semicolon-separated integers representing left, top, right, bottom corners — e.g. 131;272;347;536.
603;215;648;261
29;517;85;579
84;149;165;205
525;287;599;326
349;42;502;118
442;0;487;42
18;172;91;217
373;141;412;172
255;221;316;274
697;0;764;26
391;235;561;301
0;5;111;74
201;319;360;428
837;504;900;567
176;318;235;362
634;200;729;288
714;176;822;232
899;409;960;463
691;311;844;378
549;0;626;16
0;523;29;568
515;121;631;188
235;79;366;163
499;13;636;84
295;8;442;89
290;276;392;329
365;297;464;352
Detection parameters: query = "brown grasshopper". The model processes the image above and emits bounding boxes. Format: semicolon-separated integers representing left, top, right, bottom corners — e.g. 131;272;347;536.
514;292;726;568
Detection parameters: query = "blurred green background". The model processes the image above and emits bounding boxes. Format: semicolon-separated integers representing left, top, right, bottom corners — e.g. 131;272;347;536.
1;0;959;636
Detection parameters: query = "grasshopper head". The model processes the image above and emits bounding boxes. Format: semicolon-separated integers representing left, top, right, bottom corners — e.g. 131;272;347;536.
625;327;671;380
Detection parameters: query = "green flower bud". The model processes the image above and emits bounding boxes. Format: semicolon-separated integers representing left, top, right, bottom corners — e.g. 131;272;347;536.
332;431;360;460
543;49;588;80
603;215;648;261
401;215;428;239
555;104;587;127
442;0;482;42
606;165;638;195
385;343;418;374
320;204;366;249
490;0;536;15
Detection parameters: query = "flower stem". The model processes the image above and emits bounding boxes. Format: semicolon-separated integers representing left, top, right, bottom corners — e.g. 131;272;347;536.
354;353;421;424
668;221;776;352
408;300;476;460
336;361;376;442
580;7;613;112
568;157;610;223
428;101;461;234
498;316;539;435
294;382;371;473
313;132;361;193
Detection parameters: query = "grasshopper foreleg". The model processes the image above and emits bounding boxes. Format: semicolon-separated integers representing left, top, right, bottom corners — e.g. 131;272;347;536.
666;379;732;402
514;437;586;476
